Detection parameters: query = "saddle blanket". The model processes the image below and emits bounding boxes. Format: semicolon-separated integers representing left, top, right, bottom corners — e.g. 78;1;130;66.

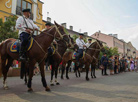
10;38;34;53
72;51;85;59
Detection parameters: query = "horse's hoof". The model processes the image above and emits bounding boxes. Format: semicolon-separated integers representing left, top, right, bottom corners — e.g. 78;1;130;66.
56;82;60;85
76;75;78;78
66;76;70;79
50;83;54;86
28;88;33;92
46;87;51;92
91;76;93;78
79;75;81;77
61;76;64;79
94;76;96;78
3;86;9;90
86;78;89;81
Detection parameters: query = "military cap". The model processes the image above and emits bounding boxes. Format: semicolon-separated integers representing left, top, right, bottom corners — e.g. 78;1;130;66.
45;22;52;26
79;33;84;36
88;38;92;41
22;8;31;12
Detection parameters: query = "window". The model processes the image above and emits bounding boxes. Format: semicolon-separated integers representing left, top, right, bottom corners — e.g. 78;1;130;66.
4;17;7;22
22;0;27;11
16;0;32;18
28;3;32;11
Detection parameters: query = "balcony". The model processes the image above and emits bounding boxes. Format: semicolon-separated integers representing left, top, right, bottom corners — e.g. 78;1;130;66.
16;6;33;20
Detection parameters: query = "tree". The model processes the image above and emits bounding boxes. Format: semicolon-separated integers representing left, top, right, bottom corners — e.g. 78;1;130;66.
0;15;18;42
99;46;119;60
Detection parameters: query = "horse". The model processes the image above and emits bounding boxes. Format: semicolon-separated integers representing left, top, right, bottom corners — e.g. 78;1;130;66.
91;42;103;78
45;36;78;86
61;40;104;81
0;21;71;92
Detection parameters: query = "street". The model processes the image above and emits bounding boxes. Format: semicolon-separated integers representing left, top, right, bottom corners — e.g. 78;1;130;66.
0;70;138;102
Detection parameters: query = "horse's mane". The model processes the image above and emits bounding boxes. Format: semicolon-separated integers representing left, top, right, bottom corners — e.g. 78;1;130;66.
86;41;97;52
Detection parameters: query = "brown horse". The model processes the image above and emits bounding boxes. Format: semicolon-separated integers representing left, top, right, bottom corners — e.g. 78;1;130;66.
46;36;78;86
61;40;104;80
0;21;71;92
91;48;101;78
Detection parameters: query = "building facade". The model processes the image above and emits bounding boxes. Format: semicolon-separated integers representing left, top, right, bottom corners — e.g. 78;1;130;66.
125;42;136;59
0;0;43;32
91;31;125;57
91;31;137;58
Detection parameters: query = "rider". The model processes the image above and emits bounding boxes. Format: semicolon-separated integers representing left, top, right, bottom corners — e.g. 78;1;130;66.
86;38;92;48
76;33;87;62
16;8;39;61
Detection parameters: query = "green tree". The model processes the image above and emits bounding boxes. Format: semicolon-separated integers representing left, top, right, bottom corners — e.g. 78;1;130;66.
0;15;18;42
99;46;119;60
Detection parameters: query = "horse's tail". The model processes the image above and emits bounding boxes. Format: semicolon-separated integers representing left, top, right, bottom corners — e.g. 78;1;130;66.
0;43;2;78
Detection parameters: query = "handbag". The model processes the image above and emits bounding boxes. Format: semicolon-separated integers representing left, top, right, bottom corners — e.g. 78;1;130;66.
99;65;104;70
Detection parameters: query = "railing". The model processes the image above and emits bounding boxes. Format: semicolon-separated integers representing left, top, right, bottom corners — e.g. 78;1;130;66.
16;6;33;20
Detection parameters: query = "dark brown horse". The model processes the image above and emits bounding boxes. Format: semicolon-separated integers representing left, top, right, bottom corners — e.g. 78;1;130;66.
91;48;101;78
46;36;78;86
0;22;71;92
61;40;104;80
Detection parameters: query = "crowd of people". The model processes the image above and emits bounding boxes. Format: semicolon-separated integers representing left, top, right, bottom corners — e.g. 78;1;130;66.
101;53;138;75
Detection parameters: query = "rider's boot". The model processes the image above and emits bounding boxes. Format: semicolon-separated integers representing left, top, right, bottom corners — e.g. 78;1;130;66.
19;46;26;61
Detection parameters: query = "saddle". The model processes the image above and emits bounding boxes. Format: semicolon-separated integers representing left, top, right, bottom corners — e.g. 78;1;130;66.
72;51;85;60
10;37;34;53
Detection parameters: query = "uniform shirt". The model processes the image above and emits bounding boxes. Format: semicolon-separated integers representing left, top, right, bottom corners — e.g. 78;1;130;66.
101;56;108;65
16;16;38;35
76;38;86;49
86;42;92;48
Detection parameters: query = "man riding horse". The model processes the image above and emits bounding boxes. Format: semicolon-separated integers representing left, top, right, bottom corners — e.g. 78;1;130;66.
16;8;39;61
76;33;87;64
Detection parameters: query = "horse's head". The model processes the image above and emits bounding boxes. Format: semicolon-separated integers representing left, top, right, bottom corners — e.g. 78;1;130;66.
54;21;72;47
69;35;79;50
96;40;105;52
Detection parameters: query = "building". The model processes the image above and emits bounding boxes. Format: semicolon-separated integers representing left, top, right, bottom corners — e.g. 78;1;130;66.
0;0;44;68
91;31;125;57
125;42;136;59
91;31;137;58
0;0;44;34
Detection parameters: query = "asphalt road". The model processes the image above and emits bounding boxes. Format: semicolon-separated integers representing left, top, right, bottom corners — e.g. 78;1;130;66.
0;70;138;102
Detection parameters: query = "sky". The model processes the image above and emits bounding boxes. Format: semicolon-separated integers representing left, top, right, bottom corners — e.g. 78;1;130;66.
41;0;138;49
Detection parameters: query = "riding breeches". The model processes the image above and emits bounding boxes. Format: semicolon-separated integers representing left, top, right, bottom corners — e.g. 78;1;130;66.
20;32;30;46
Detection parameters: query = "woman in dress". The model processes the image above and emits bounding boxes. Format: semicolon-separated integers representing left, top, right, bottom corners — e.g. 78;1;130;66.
130;58;135;71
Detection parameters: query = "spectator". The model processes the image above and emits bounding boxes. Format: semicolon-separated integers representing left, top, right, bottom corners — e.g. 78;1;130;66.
130;58;135;71
101;53;108;75
108;55;114;75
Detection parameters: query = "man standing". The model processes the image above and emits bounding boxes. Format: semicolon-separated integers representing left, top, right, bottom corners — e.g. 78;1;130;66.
76;33;87;62
86;38;92;48
16;9;38;61
101;53;108;75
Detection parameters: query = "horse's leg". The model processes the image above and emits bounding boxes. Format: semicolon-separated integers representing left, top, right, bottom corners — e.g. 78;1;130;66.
93;66;96;78
91;65;94;78
27;60;35;92
75;62;78;77
66;61;72;79
39;61;50;91
85;63;90;81
2;58;13;89
61;62;66;79
54;63;60;85
50;64;55;86
24;72;27;85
